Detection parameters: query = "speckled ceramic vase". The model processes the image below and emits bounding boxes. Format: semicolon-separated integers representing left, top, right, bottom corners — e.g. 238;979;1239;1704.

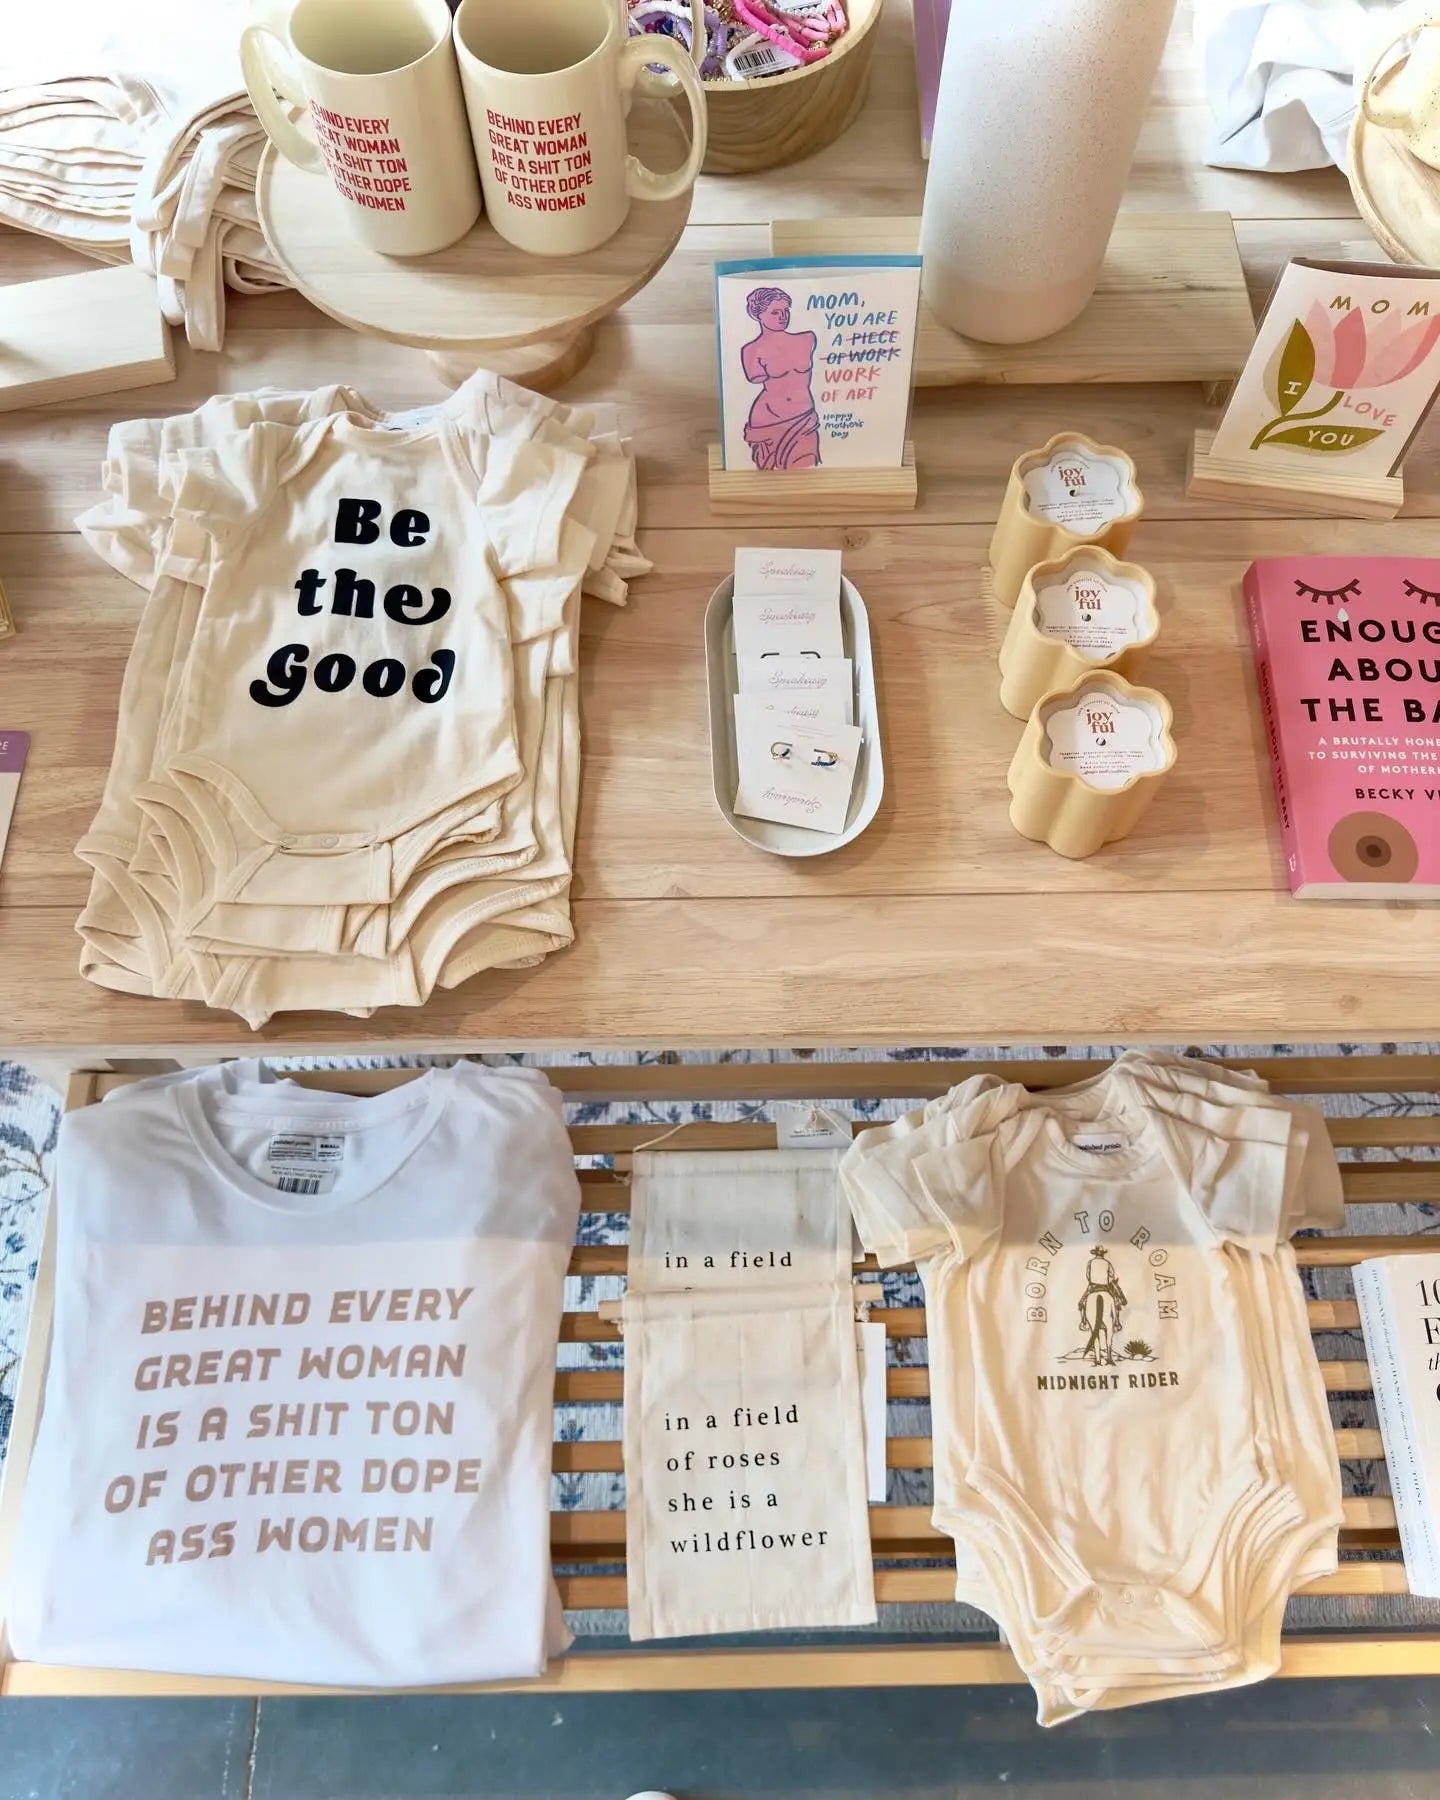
920;0;1176;344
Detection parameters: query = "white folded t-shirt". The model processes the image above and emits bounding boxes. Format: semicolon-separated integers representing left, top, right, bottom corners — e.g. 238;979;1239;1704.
6;1060;580;1687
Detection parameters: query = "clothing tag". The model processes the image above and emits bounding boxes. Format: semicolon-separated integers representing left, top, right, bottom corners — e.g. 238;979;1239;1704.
1022;442;1139;534
377;404;443;432
1041;686;1168;792
0;730;29;875
266;1132;346;1196
738;655;854;723
774;1103;853;1150
1033;567;1147;660
1069;1131;1130;1155
731;588;844;661
735;719;862;834
857;1320;887;1504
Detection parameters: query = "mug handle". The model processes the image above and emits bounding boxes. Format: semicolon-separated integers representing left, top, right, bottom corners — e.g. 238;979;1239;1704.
619;32;708;202
240;25;324;171
1360;17;1440;132
630;0;705;100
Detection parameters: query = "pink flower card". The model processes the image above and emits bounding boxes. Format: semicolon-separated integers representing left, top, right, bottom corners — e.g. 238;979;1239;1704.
1209;260;1440;479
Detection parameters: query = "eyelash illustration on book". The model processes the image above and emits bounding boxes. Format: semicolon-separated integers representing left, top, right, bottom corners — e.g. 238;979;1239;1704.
1293;577;1361;605
1402;579;1440;606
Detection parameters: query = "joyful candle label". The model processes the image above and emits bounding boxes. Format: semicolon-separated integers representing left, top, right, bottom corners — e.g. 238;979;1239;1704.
1041;688;1167;791
1022;443;1138;534
1033;566;1148;661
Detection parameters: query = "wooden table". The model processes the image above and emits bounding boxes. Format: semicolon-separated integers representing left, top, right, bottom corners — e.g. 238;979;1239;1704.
0;1;1436;1058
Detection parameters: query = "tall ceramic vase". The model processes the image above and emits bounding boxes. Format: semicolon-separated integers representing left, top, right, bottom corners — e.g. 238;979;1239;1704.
920;0;1176;345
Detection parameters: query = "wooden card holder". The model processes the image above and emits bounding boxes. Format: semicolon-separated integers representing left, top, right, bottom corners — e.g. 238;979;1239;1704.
1007;671;1176;859
988;433;1144;609
998;549;1159;721
1;1057;1439;1694
1187;429;1404;521
0;265;174;414
706;443;918;518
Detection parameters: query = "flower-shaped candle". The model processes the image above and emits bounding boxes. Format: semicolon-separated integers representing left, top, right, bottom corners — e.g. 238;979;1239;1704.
1007;671;1175;859
998;547;1159;720
988;433;1144;608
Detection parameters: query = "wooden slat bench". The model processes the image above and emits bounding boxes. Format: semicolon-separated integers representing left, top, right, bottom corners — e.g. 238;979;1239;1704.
2;1052;1438;1695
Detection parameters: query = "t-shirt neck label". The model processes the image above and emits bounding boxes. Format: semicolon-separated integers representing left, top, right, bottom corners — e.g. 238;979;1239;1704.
265;1132;346;1197
1068;1132;1130;1156
376;404;443;432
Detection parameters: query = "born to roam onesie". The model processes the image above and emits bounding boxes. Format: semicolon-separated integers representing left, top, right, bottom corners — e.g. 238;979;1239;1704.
7;1061;579;1686
840;1055;1342;1723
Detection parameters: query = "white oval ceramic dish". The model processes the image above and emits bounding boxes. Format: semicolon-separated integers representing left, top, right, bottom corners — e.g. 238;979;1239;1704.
705;572;884;857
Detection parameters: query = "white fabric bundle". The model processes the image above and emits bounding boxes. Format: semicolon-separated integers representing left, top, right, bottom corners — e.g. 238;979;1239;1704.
1;1;290;349
1197;0;1405;172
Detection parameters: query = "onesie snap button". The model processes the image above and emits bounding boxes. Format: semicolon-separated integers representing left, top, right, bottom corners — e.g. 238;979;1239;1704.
281;834;298;848
318;834;338;848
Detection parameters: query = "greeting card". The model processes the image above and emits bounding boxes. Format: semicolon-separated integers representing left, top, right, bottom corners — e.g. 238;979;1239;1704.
714;257;921;474
1208;260;1440;479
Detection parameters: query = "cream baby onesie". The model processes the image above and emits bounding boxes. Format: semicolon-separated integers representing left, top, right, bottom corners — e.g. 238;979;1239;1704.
156;412;582;901
842;1059;1340;1722
73;376;644;1018
932;1077;1335;1715
927;1105;1297;1719
842;1066;1310;1722
87;411;580;986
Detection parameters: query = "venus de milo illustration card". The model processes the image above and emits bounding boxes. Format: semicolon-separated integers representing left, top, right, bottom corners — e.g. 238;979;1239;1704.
714;256;922;473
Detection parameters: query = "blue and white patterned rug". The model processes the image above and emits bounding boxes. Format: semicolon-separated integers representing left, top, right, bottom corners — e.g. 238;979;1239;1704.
3;1043;1438;1642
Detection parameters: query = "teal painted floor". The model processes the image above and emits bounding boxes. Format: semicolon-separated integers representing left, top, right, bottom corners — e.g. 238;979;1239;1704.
2;1680;1439;1800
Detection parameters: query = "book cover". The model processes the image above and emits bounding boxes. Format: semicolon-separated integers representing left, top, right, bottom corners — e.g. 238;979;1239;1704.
1354;1256;1440;1598
1243;556;1440;898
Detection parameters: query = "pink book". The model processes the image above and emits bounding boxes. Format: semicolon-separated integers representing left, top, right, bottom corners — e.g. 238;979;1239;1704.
1244;556;1440;899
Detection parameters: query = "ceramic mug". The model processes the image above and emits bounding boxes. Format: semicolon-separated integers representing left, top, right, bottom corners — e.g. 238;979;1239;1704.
1361;16;1440;170
241;0;481;256
453;0;707;257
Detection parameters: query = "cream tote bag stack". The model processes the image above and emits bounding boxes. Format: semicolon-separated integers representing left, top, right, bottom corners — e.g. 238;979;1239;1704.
2;1;292;350
621;1151;877;1640
71;370;650;1025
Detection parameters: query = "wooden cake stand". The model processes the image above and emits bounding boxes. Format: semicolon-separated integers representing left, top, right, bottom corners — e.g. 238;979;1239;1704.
1348;52;1440;268
256;104;694;391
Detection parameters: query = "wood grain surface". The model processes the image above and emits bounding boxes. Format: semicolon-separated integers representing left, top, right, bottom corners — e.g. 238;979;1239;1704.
772;213;1258;387
0;0;1438;1053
